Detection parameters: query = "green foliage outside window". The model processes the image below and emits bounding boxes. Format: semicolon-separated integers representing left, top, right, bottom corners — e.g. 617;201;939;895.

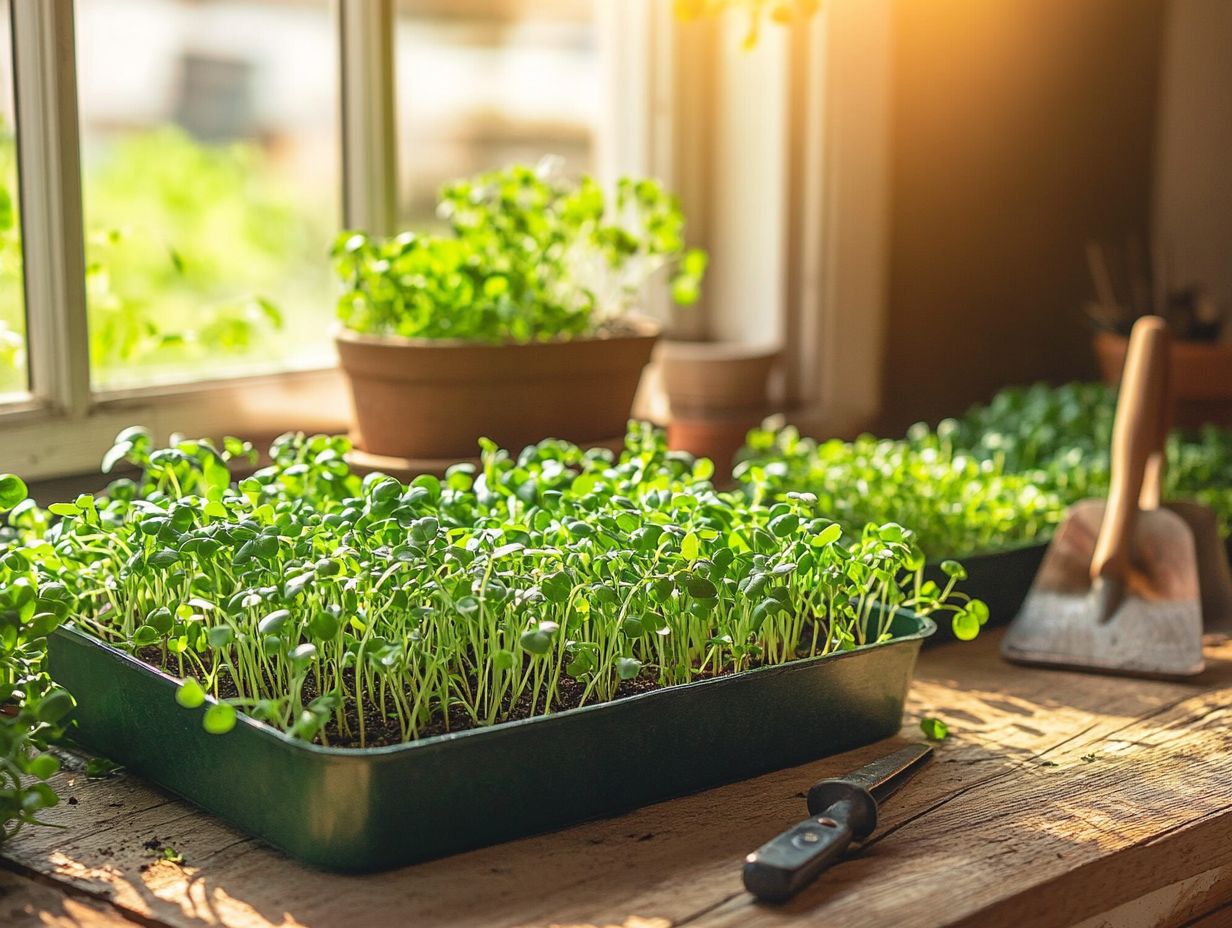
0;126;333;394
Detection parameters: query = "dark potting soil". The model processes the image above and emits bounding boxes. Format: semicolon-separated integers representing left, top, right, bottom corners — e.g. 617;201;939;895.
330;672;664;748
135;645;686;749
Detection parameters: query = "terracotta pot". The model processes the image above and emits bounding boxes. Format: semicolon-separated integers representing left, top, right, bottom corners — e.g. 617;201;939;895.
1094;330;1232;429
658;340;780;417
345;436;630;482
668;412;764;487
336;319;659;460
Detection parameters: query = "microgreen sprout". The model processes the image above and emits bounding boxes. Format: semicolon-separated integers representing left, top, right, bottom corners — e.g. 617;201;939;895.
84;758;120;780
920;717;949;742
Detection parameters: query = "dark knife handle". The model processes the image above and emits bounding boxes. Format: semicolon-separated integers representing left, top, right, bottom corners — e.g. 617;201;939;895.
742;811;854;903
743;790;877;904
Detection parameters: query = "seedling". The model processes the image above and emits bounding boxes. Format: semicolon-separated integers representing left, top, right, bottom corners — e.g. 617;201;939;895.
946;382;1232;533
0;473;75;841
738;426;1065;557
85;758;121;780
142;839;184;865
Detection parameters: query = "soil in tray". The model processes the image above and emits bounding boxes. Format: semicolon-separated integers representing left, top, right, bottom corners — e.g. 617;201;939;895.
136;645;675;748
317;672;664;747
123;612;907;748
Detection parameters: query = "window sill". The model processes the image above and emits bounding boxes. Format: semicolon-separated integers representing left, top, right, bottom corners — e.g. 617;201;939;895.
0;366;351;481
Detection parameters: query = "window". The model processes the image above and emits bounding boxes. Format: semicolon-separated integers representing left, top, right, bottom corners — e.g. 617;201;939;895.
0;0;351;481
0;0;887;481
74;0;340;388
394;0;599;228
0;0;24;399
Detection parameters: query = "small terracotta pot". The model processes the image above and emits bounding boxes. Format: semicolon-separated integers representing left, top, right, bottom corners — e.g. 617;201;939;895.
668;412;764;487
658;340;780;417
1094;330;1232;429
336;319;659;460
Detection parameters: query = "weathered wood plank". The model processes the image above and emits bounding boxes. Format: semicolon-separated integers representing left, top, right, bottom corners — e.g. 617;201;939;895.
2;631;1229;928
1073;864;1232;928
0;866;136;927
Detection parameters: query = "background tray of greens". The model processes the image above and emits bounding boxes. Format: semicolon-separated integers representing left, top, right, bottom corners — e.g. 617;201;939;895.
738;382;1232;627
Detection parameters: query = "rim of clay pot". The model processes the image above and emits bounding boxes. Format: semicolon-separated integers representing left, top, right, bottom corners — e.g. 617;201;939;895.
1094;329;1231;353
334;315;661;350
657;339;781;363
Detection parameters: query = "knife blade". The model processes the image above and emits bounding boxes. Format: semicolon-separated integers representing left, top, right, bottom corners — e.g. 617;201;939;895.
742;744;934;903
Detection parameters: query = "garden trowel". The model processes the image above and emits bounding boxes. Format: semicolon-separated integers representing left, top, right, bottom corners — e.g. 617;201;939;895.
1002;316;1205;678
1138;379;1232;643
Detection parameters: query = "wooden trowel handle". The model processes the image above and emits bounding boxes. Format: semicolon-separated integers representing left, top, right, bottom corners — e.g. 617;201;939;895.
1139;330;1173;511
1091;316;1171;583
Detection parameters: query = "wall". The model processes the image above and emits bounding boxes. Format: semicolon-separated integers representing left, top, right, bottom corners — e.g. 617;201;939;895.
706;15;789;348
1153;0;1232;312
877;0;1165;432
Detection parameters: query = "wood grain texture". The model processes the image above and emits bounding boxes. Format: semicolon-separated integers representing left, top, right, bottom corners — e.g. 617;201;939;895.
2;630;1230;928
0;867;135;927
1073;865;1232;928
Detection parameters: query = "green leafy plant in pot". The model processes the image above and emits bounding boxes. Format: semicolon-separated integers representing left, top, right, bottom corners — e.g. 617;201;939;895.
332;160;707;468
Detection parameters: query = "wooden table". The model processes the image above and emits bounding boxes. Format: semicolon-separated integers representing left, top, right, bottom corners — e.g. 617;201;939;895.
2;629;1230;928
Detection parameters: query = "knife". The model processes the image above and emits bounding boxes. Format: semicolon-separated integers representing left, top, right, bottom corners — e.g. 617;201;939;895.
742;743;934;903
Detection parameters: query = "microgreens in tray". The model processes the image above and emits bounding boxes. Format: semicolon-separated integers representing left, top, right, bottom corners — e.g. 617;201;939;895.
739;382;1232;557
7;424;983;752
944;382;1232;531
738;428;1065;558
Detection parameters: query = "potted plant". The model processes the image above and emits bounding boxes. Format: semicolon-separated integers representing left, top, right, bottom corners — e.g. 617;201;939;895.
1084;240;1232;429
332;162;707;471
11;425;986;869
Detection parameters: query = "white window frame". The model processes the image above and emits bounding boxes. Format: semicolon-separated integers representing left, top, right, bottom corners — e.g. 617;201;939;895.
786;0;894;434
0;0;403;480
603;0;894;435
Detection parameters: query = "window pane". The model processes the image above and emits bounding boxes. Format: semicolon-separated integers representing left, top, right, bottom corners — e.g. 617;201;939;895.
395;0;599;228
0;0;26;398
75;0;339;389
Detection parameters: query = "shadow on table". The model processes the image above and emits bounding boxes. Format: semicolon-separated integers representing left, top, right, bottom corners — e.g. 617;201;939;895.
22;739;943;928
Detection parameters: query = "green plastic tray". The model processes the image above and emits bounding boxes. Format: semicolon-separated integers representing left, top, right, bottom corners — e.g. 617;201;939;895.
925;542;1048;643
48;610;934;873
